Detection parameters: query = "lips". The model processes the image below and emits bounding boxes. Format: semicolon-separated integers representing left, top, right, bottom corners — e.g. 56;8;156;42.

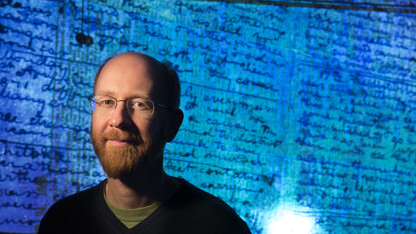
106;139;137;147
107;138;137;143
107;138;135;142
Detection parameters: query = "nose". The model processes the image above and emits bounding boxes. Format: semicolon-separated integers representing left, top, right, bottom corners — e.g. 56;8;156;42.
109;100;132;128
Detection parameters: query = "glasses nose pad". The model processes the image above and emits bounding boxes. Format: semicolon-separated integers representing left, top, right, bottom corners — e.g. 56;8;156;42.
113;100;130;115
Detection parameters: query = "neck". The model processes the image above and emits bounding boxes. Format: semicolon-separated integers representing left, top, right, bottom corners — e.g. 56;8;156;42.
105;166;179;209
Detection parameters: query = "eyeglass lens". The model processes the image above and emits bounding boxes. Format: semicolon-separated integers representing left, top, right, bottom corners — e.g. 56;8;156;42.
90;96;155;118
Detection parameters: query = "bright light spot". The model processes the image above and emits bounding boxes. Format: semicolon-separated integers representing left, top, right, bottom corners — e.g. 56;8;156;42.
266;210;315;234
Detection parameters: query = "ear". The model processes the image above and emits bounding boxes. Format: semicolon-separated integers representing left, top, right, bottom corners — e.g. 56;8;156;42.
166;109;184;142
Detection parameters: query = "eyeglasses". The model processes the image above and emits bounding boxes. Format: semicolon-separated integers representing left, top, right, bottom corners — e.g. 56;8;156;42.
89;95;170;119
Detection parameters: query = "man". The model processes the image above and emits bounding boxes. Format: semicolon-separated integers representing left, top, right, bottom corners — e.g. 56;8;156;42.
39;52;251;233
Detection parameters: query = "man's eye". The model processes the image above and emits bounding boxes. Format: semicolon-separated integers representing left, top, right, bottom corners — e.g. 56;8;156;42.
131;99;152;110
99;99;115;105
133;101;146;108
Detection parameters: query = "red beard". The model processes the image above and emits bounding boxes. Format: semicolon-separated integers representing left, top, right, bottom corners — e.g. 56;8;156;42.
91;129;164;179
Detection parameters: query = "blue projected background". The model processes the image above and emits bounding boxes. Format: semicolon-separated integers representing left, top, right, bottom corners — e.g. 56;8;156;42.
1;0;416;233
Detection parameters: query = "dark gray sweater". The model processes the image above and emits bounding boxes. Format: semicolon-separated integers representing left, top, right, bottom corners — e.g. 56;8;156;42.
38;178;251;234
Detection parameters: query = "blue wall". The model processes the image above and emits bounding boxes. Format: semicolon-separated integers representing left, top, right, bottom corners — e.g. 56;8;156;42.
1;0;416;233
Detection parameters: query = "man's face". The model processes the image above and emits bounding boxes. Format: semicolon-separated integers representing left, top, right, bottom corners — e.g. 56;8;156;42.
90;53;169;179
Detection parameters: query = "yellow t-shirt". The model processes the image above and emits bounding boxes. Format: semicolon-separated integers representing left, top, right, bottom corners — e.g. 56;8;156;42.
104;190;161;229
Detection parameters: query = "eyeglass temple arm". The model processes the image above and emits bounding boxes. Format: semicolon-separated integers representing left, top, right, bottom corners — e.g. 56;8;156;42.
155;103;174;110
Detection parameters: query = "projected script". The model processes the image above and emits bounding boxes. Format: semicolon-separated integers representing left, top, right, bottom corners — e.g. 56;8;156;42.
1;1;416;233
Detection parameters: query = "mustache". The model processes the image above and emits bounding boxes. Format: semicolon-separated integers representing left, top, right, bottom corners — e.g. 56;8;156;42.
103;130;141;144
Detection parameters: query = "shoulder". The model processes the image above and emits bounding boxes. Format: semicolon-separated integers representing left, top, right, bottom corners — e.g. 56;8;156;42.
38;181;105;233
159;178;251;233
47;182;101;213
174;179;235;211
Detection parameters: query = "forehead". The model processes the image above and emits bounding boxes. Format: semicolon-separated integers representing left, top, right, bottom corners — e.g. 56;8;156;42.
94;53;167;100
